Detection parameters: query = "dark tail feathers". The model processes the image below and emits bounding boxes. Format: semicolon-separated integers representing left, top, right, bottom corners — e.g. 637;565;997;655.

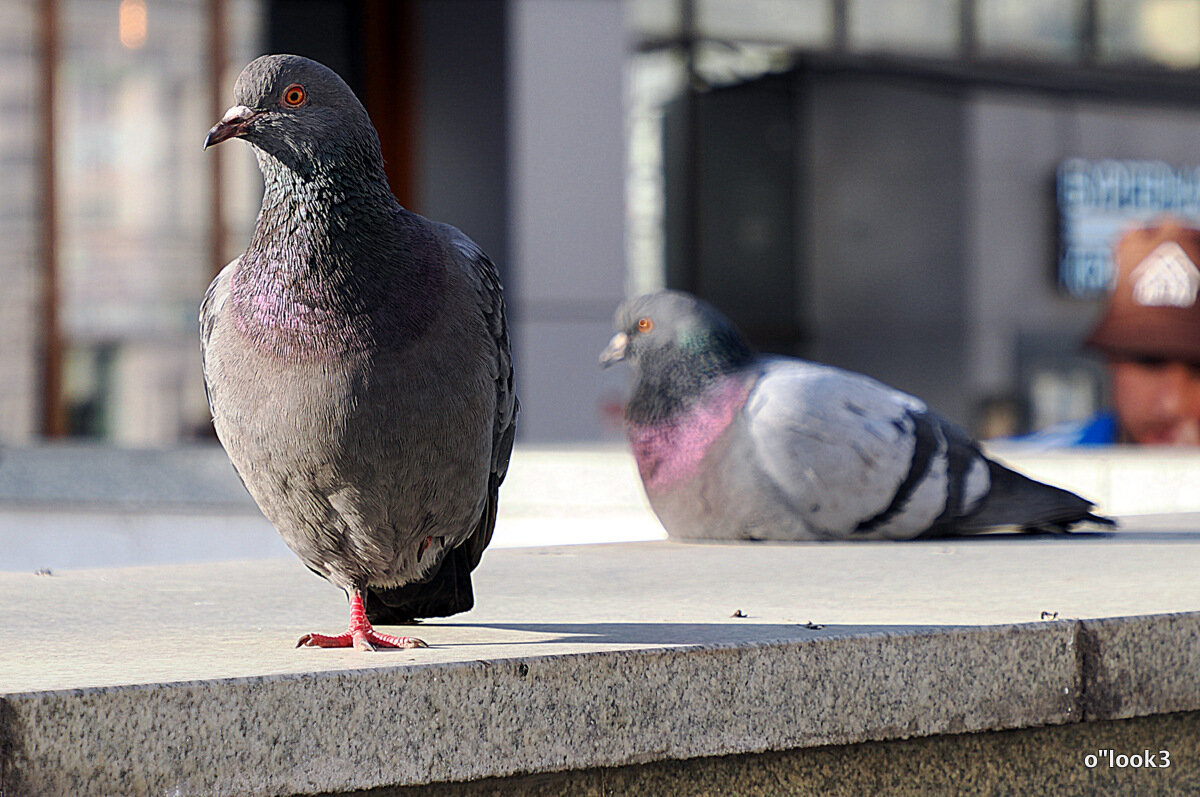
366;472;503;624
957;459;1115;534
365;544;475;624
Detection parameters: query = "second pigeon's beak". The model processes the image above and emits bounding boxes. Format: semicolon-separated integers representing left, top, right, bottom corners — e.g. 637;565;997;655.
204;105;258;149
599;332;629;367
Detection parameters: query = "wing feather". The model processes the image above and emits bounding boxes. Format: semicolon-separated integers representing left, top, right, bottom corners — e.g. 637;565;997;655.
743;358;988;538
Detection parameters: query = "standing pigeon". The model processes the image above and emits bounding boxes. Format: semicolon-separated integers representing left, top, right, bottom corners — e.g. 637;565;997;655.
200;54;516;649
601;290;1110;541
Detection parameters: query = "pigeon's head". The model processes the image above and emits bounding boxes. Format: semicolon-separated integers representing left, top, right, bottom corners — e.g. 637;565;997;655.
204;54;382;179
601;291;754;378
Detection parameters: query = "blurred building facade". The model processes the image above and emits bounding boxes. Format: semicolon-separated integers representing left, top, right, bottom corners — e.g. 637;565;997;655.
1;0;263;445
636;0;1200;433
0;2;39;443
4;0;1200;445
0;0;630;445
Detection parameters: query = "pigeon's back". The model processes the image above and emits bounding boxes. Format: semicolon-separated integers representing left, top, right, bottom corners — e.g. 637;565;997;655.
737;358;1109;539
643;357;949;541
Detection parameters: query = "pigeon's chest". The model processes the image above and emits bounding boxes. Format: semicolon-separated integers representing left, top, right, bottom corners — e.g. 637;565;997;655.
233;289;367;354
226;281;380;359
225;252;445;359
627;379;750;493
207;315;366;454
205;264;485;471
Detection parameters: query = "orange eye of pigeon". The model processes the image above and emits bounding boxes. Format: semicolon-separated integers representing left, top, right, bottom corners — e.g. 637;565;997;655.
636;317;653;333
282;84;306;107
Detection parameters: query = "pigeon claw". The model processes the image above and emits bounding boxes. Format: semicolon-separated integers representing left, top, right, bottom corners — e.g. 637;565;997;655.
362;629;429;650
296;589;428;650
297;629;428;650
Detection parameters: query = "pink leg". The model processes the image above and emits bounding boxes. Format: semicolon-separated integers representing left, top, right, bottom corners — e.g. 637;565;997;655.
297;590;428;651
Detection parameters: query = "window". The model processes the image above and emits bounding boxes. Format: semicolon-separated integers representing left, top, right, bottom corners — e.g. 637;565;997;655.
50;0;261;442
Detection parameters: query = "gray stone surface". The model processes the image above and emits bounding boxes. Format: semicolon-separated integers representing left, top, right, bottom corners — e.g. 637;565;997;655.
1;517;1199;795
0;443;1193;514
1077;613;1200;721
0;624;1077;796
0;444;256;511
986;443;1200;516
5;443;1200;575
0;444;653;515
3;444;1199;564
382;710;1200;797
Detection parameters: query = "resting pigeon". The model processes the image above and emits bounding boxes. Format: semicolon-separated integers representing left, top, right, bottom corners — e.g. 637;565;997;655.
601;290;1111;541
200;54;516;649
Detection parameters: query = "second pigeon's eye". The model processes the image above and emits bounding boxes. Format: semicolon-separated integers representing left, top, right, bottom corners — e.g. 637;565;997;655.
636;317;654;333
282;83;306;107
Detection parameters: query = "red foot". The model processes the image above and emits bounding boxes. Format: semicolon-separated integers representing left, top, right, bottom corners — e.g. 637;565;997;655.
297;590;428;651
297;628;427;650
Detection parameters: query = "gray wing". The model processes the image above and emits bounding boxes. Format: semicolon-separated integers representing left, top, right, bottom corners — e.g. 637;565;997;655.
743;358;990;540
359;229;517;623
447;231;519;566
198;258;238;418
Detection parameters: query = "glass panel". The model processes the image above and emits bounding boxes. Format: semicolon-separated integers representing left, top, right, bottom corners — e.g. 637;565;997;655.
977;0;1084;60
57;0;261;443
626;0;683;41
626;50;687;295
625;0;830;47
848;0;961;57
695;0;830;46
693;41;796;85
1098;0;1200;68
624;40;795;295
0;0;39;441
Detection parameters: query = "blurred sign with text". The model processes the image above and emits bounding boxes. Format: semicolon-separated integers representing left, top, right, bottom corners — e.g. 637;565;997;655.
1057;158;1200;299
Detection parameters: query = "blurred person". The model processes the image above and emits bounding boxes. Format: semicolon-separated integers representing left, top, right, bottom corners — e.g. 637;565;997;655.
1029;218;1200;445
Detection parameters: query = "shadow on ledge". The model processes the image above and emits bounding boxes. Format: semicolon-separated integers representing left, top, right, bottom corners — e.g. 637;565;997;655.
446;620;1000;649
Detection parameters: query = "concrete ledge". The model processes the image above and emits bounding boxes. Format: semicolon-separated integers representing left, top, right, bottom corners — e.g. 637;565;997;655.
1;624;1076;794
4;442;1198;517
0;444;651;516
386;711;1200;796
4;614;1196;795
3;444;1200;563
984;443;1200;516
0;445;665;568
2;524;1199;795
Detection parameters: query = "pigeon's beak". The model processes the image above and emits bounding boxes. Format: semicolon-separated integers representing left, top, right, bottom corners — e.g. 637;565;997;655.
204;105;258;150
599;332;628;367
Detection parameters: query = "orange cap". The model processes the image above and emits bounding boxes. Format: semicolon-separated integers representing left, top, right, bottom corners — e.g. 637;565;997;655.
1085;217;1200;365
